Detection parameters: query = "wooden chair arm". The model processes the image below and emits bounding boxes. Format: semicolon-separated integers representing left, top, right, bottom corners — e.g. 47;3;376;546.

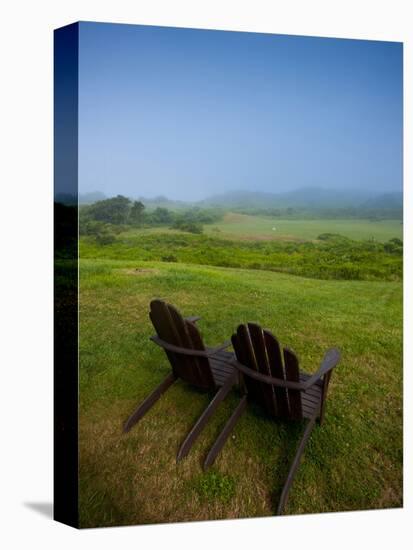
302;348;340;389
225;358;305;390
151;334;339;392
214;348;340;391
185;316;201;324
150;336;231;358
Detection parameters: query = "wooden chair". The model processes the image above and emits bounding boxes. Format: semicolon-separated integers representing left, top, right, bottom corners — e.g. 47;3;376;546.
123;299;239;462
204;322;340;515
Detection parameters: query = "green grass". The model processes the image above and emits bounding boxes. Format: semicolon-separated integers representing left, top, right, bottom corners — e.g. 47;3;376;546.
79;258;402;527
206;212;403;242
195;472;236;504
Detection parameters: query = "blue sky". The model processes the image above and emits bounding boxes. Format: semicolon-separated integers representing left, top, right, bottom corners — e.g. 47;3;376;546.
78;22;402;200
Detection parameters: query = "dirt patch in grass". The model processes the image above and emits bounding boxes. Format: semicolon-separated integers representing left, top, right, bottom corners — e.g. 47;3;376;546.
121;268;160;276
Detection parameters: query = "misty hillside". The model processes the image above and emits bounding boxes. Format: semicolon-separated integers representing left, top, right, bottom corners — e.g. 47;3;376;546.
200;188;403;209
135;195;191;209
67;187;403;212
361;192;403;210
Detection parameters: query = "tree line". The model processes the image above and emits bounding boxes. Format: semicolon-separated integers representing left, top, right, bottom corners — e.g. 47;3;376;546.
79;195;223;243
235;206;403;220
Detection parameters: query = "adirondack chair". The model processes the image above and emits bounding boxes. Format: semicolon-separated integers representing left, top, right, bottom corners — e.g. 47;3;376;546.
204;322;340;515
123;299;239;462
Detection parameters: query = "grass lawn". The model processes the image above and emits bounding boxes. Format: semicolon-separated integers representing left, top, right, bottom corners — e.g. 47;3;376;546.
79;258;402;527
206;212;403;242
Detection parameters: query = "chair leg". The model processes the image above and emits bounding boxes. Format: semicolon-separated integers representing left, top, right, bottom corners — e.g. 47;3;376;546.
176;373;237;463
203;395;247;470
276;415;317;515
123;372;177;433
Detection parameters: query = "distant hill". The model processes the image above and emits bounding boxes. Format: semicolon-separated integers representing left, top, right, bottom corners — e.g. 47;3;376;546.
361;192;403;210
77;192;190;209
135;195;190;210
70;187;403;212
200;187;402;210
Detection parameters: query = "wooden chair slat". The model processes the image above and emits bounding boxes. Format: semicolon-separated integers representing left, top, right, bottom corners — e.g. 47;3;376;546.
234;326;265;406
167;303;201;386
283;347;303;420
150;299;217;390
247;323;277;417
231;334;247;395
150;300;181;376
263;329;290;418
301;393;320;406
186;320;216;389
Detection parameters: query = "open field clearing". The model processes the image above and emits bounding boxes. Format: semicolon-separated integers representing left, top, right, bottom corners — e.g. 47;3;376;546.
205;213;403;242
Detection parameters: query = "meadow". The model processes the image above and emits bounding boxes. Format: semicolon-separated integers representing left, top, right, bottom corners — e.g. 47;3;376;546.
80;227;402;282
78;214;403;527
206;212;403;242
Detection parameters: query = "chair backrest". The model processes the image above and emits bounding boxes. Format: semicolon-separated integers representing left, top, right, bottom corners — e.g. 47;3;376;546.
149;299;216;390
231;323;303;420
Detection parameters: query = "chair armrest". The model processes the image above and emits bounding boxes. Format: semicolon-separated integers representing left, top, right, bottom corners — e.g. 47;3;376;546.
226;349;340;391
185;316;201;324
228;358;305;390
150;335;231;358
303;348;340;389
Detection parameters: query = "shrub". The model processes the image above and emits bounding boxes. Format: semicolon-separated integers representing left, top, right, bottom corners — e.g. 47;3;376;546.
148;207;174;225
95;231;116;245
317;233;348;241
86;195;131;224
161;254;178;262
384;238;403;255
172;220;203;234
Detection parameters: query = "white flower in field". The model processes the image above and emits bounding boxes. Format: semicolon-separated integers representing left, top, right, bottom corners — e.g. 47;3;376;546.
272;227;276;231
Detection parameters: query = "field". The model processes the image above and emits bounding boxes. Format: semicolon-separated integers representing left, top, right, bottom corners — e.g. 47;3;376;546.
80;228;402;282
206;213;403;242
78;214;403;527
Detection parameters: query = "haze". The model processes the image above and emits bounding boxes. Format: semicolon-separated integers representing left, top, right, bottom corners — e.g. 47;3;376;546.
77;22;403;201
